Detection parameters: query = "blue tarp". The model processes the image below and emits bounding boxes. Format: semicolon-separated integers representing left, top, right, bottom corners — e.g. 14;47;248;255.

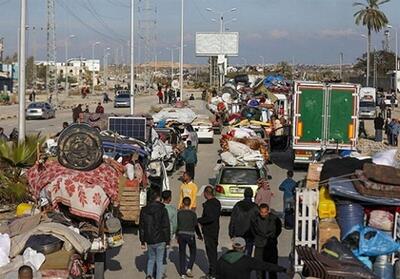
102;141;149;158
263;74;285;88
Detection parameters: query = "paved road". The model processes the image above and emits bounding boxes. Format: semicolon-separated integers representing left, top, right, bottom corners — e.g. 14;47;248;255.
0;94;160;136
104;100;304;279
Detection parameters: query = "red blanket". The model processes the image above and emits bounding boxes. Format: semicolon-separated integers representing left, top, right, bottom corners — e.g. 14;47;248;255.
27;160;121;222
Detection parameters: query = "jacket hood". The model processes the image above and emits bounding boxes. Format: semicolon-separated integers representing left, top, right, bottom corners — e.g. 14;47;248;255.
222;251;245;264
237;199;257;212
147;201;165;214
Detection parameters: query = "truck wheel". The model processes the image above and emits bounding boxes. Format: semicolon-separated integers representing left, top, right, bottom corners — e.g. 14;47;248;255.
94;252;105;279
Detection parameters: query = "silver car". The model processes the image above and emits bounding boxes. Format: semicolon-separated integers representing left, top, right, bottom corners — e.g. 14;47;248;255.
114;93;131;108
26;102;56;120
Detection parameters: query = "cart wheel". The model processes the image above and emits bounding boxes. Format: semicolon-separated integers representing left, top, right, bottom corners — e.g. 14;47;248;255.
94;252;105;279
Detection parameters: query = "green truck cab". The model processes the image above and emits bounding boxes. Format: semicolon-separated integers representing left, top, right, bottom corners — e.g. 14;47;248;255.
291;81;360;164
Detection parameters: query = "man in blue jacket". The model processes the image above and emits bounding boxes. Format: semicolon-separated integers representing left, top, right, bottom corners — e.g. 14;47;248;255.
181;140;197;179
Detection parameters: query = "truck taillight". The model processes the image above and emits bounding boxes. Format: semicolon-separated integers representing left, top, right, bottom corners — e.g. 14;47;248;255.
348;123;354;139
297;121;303;137
215;185;225;194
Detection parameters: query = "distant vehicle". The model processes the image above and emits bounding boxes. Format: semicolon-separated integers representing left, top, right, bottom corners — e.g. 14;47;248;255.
384;93;398;107
359;87;376;119
26;102;56;120
192;115;214;143
114;93;131;108
212;165;269;211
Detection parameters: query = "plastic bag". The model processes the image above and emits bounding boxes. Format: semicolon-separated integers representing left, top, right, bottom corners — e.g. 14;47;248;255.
372;149;398;167
228;141;252;157
23;248;45;270
0;233;10;267
221;152;237;166
345;225;400;256
369;210;394;231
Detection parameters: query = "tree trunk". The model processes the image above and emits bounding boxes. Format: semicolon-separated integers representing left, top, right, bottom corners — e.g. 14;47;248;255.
367;28;371;86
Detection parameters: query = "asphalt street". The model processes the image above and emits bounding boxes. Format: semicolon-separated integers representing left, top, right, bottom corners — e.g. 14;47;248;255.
103;100;305;279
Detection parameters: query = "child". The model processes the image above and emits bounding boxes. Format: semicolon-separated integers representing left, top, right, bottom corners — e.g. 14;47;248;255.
255;178;273;206
177;197;202;278
279;171;297;210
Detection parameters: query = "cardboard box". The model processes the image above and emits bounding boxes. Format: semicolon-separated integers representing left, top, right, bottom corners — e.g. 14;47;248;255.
306;163;323;189
318;218;341;251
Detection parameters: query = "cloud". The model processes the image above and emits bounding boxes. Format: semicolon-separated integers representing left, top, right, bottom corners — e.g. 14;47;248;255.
319;28;356;38
269;29;290;39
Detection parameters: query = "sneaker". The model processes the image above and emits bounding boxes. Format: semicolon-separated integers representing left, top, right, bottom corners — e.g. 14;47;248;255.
162;274;168;279
186;269;194;278
180;276;186;279
145;276;152;279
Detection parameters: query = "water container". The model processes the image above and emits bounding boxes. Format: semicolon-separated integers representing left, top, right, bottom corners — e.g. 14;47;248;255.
337;200;364;239
373;261;394;279
318;186;336;219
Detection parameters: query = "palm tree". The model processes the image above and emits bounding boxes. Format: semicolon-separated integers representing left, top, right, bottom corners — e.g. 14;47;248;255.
353;0;390;86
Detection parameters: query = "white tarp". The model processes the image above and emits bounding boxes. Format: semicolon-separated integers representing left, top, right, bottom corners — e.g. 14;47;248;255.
153;108;197;124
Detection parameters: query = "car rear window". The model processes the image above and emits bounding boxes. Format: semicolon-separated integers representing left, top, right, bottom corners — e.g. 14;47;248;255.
28;103;44;108
117;94;130;98
220;168;260;185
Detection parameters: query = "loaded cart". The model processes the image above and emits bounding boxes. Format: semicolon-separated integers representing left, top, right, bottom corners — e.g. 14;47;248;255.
26;124;125;279
293;149;400;279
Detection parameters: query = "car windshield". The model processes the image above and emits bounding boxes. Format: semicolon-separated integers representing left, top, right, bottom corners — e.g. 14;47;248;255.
28;103;45;108
360;102;375;107
116;94;130;98
220;168;260;185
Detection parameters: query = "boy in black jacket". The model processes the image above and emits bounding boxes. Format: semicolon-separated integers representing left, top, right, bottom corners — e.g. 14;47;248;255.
139;191;171;279
216;237;286;279
177;197;203;278
198;186;221;279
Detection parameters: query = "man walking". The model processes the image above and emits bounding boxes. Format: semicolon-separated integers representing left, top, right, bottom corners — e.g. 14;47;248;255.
0;127;9;142
72;104;83;123
251;204;282;279
198;186;221;279
162;190;177;278
380;98;386;118
177;197;203;278
178;172;198;210
374;113;385;142
228;188;259;256
216;237;286;279
181;141;197;179
139;192;171;279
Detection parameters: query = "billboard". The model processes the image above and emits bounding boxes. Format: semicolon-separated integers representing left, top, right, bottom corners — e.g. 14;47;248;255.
195;32;239;57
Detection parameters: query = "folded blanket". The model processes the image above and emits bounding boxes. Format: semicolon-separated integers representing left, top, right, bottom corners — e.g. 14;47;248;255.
363;163;400;186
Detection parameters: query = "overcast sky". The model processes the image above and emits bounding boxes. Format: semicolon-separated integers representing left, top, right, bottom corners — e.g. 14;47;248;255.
0;0;399;65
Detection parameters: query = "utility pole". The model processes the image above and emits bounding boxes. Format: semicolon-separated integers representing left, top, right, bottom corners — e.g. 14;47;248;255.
46;0;57;104
130;0;135;115
180;0;184;99
18;0;27;142
92;42;100;95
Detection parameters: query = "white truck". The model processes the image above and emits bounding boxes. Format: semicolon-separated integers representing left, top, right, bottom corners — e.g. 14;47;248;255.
359;87;377;119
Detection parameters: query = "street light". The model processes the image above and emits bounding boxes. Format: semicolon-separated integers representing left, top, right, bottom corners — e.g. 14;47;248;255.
361;34;369;86
103;47;111;83
259;56;265;75
206;7;237;33
91;41;100;95
18;0;27;142
387;25;398;92
65;34;76;97
180;0;184;99
130;0;135;115
223;18;237;31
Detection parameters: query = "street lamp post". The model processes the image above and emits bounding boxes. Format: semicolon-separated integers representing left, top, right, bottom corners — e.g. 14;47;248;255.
65;34;76;97
206;7;237;33
91;41;100;96
166;47;174;81
130;0;135;115
361;34;368;86
388;25;398;92
180;0;184;99
18;0;27;142
259;55;265;75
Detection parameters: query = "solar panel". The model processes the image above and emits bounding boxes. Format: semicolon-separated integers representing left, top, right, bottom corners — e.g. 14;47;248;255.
108;117;147;142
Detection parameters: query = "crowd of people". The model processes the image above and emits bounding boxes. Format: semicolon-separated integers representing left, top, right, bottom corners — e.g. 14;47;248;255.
372;102;400;146
138;169;288;279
